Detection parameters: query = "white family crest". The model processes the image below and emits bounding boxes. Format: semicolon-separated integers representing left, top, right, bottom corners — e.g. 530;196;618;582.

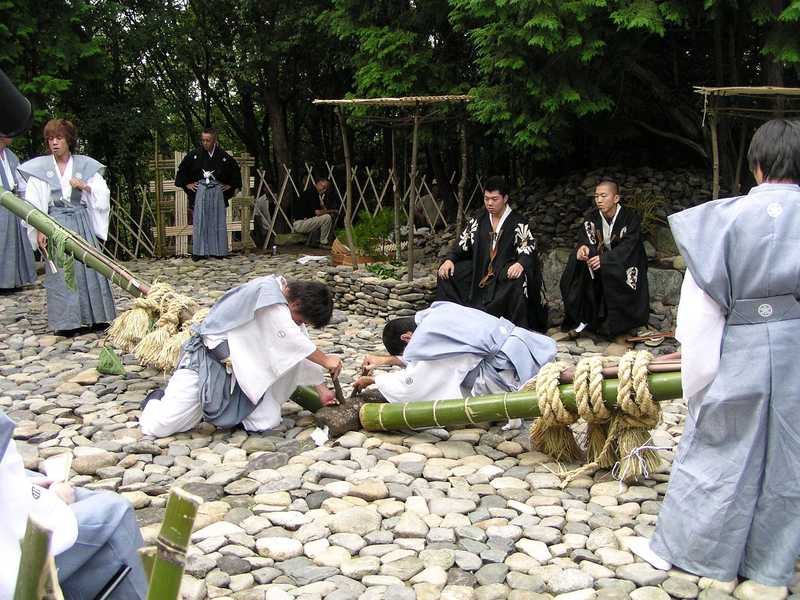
459;218;478;251
584;221;596;245
514;223;535;255
620;226;627;238
625;267;638;290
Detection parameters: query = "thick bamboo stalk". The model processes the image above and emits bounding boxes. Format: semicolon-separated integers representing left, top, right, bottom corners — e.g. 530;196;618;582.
138;547;156;581
146;488;202;600
13;516;52;600
407;110;420;282
0;189;149;297
359;372;682;431
291;385;325;412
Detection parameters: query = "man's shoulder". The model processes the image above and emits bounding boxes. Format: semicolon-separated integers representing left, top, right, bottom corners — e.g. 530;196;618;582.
218;148;239;165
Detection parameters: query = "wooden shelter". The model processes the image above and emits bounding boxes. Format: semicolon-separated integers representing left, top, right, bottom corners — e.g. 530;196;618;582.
694;86;800;199
313;94;472;281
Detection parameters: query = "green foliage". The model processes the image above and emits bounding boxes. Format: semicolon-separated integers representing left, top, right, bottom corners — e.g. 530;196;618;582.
365;262;402;280
338;208;395;256
625;189;669;239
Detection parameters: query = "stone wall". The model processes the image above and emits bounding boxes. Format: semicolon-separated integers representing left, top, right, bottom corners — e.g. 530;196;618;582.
322;266;437;319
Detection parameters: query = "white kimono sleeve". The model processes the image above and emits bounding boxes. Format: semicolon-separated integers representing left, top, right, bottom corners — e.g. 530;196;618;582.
675;269;726;398
0;442;78;598
226;304;319;404
83;171;110;241
375;354;481;404
23;176;50;250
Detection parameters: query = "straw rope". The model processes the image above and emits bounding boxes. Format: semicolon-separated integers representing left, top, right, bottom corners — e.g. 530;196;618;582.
527;361;584;462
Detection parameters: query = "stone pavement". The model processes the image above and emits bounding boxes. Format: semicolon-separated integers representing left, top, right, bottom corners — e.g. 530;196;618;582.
0;252;796;600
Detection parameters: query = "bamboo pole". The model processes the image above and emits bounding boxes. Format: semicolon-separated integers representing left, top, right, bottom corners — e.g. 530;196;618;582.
391;128;401;262
154;132;165;257
138;547;156;581
0;189;149;297
407;109;420;281
13;516;52;600
710;109;720;200
456;121;467;235
359;372;682;432
336;107;359;270
146;488;202;600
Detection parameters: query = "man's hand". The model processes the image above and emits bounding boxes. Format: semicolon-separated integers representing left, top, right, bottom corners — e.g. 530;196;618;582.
37;232;47;252
576;245;590;261
322;354;342;378
316;385;337;406
187;182;198;192
361;354;386;373
588;255;601;271
507;262;524;279
353;375;375;392
438;259;455;279
69;177;89;193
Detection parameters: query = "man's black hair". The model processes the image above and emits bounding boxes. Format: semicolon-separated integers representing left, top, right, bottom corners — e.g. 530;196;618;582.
484;176;510;197
747;119;800;182
285;280;334;328
596;177;619;195
382;317;417;356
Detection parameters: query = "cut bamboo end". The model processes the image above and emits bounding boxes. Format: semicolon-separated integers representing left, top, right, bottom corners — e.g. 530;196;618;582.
13;515;53;600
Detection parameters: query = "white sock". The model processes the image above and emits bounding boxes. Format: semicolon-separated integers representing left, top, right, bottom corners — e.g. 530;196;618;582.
574;322;587;333
627;536;672;571
502;418;523;431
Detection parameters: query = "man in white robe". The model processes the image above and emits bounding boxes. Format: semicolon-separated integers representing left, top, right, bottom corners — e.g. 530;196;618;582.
0;411;147;599
139;276;341;437
355;301;557;404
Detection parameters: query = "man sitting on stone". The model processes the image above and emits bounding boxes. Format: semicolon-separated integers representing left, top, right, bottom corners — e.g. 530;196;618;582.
559;178;650;338
291;178;337;247
353;301;556;405
436;176;547;332
139;276;341;437
0;410;148;599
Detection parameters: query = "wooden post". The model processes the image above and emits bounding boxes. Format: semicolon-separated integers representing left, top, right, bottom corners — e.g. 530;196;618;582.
154;133;165;257
407;109;420;281
709;109;720;200
240;152;252;253
457;121;467;235
337;107;359;270
391;127;401;262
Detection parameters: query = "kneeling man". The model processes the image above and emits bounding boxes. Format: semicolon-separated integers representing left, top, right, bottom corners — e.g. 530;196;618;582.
139;276;341;437
355;301;557;404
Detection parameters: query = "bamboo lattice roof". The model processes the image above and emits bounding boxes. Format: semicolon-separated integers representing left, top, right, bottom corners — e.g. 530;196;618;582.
313;95;472;107
695;86;800;98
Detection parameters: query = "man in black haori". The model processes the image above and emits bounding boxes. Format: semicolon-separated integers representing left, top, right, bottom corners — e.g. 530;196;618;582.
436;176;547;332
559;178;650;337
175;127;242;259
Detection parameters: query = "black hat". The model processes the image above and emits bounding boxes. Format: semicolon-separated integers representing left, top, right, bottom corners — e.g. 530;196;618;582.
0;69;32;137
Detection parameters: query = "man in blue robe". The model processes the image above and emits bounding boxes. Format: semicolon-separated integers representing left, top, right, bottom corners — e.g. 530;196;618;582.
355;301;557;404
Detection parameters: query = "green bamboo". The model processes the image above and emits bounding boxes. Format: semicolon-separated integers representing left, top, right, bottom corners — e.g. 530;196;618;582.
0;189;148;297
146;488;202;600
138;547;156;581
13;516;52;600
359;371;682;431
291;385;324;412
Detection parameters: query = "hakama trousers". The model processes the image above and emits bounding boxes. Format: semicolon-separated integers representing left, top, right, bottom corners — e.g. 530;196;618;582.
45;204;116;331
192;182;228;257
651;317;800;586
56;488;148;600
0;205;36;289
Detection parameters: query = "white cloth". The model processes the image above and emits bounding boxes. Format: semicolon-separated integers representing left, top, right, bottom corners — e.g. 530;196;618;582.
0;440;78;598
675;269;725;398
601;205;621;249
23;156;110;249
374;354;482;404
490;205;512;251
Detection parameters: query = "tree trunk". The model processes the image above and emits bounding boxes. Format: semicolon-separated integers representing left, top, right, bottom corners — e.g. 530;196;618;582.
264;89;294;231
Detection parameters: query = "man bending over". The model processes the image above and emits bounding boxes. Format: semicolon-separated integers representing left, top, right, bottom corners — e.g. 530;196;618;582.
355;301;557;404
140;276;341;437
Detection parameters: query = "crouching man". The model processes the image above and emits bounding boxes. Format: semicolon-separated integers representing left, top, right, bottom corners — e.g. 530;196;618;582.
139;275;341;437
355;301;557;404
